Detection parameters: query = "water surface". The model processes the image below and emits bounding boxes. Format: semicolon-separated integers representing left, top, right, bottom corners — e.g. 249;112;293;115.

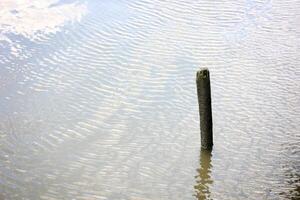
0;0;299;199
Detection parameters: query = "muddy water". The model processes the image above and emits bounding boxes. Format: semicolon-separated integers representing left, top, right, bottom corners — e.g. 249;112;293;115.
0;0;299;199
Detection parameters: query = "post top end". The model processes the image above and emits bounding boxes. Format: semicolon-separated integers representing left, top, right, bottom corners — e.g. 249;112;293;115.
196;68;210;79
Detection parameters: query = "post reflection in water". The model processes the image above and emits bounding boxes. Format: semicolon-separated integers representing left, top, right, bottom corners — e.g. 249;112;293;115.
194;150;213;200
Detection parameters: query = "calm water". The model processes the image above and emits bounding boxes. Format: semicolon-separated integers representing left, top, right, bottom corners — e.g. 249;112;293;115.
0;0;299;199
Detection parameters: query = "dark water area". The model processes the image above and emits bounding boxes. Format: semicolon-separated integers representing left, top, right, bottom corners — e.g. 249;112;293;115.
0;0;299;199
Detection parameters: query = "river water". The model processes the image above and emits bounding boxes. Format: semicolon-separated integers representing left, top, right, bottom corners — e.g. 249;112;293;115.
0;0;299;199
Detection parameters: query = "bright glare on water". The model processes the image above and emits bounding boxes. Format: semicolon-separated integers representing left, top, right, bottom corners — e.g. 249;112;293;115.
0;0;299;199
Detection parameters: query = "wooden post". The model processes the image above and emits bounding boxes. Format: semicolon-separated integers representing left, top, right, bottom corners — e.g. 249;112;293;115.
196;68;213;150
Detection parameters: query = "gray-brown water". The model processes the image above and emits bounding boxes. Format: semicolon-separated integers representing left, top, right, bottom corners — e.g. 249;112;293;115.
0;0;299;199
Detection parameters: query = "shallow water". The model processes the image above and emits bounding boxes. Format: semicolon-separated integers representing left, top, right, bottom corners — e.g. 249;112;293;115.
0;0;299;199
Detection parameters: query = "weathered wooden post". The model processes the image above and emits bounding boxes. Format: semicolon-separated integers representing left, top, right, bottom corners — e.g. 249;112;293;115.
196;68;213;150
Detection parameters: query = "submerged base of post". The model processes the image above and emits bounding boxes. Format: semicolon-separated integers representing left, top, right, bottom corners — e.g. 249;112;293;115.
196;68;213;150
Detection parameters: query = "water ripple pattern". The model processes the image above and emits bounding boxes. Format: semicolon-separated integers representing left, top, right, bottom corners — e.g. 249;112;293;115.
0;0;299;199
